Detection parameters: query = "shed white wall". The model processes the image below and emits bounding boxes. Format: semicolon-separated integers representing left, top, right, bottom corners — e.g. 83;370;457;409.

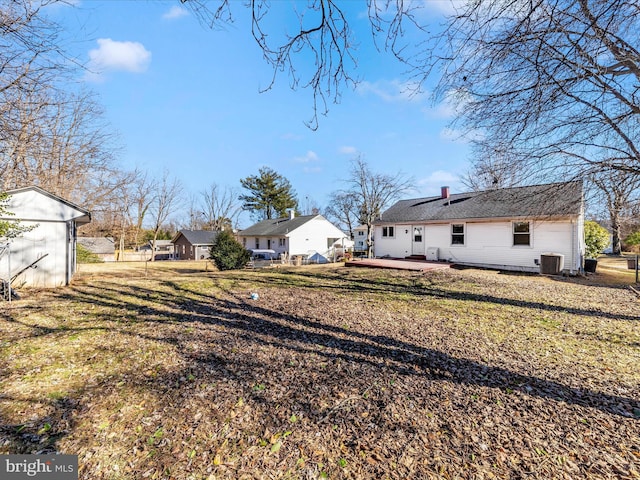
6;189;84;221
375;219;582;273
0;221;71;287
0;189;88;287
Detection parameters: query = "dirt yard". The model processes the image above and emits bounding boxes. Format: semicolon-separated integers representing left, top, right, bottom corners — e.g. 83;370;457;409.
1;259;639;479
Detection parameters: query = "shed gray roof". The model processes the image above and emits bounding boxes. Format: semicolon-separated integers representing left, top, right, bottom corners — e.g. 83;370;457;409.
239;215;318;237
172;230;219;245
376;181;583;224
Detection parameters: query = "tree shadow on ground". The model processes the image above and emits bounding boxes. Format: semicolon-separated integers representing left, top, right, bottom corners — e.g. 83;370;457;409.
31;279;640;419
0;394;79;454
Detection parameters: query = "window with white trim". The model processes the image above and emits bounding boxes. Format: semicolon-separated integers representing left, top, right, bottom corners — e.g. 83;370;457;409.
382;226;395;238
513;222;531;246
451;224;465;245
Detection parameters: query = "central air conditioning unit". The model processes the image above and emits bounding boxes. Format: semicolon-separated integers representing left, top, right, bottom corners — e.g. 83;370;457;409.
426;247;439;261
540;253;564;275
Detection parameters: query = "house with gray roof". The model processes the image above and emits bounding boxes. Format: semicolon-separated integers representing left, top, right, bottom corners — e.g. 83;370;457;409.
172;230;219;260
374;181;585;273
77;237;116;262
238;211;352;264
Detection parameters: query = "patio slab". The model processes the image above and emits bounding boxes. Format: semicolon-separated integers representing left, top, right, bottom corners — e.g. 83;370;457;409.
345;258;453;272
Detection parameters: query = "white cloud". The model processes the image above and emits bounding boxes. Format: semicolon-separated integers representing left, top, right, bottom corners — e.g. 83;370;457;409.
293;150;319;163
357;79;429;103
338;146;358;155
86;38;151;79
416;170;463;194
423;89;471;120
163;6;189;20
417;0;466;16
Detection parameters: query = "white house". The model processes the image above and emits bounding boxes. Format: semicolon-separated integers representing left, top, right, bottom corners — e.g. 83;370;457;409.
353;225;369;255
374;181;585;274
0;186;91;287
238;211;352;263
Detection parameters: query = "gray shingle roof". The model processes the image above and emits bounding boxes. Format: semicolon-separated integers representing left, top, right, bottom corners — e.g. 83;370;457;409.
239;215;318;236
173;230;219;245
77;237;115;254
376;181;583;224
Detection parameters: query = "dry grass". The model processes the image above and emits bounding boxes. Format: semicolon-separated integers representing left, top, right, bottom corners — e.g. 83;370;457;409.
1;260;639;479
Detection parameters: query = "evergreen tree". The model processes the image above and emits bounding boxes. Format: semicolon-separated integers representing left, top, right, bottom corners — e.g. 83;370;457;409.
239;167;298;220
209;230;250;271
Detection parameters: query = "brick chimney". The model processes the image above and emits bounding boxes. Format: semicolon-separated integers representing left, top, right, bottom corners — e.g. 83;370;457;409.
441;186;450;199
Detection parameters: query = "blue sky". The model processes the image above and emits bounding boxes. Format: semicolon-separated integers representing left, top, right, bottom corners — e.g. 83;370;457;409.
54;1;471;228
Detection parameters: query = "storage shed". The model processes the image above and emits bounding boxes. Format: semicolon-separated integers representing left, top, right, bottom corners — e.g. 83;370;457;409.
0;186;91;287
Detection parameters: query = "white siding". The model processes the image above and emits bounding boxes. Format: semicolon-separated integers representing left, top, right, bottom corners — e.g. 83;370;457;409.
376;219;582;273
0;188;88;287
1;221;70;287
287;217;350;262
6;189;85;221
374;224;411;258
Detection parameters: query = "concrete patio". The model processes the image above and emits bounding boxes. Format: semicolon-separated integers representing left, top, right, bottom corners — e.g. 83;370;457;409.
345;258;453;272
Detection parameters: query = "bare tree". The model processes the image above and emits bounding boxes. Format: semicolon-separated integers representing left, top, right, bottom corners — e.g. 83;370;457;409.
0;0;71;96
148;172;183;260
131;172;157;248
324;191;359;239
591;170;640;255
335;156;412;258
0;84;121;208
186;1;640;181
200;183;241;231
427;1;640;180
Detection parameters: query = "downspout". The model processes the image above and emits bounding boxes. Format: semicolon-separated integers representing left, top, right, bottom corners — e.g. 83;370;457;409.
67;221;72;285
571;218;576;274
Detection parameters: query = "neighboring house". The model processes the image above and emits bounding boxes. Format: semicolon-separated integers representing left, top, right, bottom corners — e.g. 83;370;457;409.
238;211;352;264
374;182;585;274
147;239;175;260
172;230;219;260
77;237;116;262
353;225;369;256
0;186;91;287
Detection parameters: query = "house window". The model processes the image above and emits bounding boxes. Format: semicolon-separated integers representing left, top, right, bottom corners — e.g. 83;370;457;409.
513;222;531;246
451;224;465;245
279;238;285;247
358;231;364;236
382;226;395;238
242;238;246;247
255;239;259;249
